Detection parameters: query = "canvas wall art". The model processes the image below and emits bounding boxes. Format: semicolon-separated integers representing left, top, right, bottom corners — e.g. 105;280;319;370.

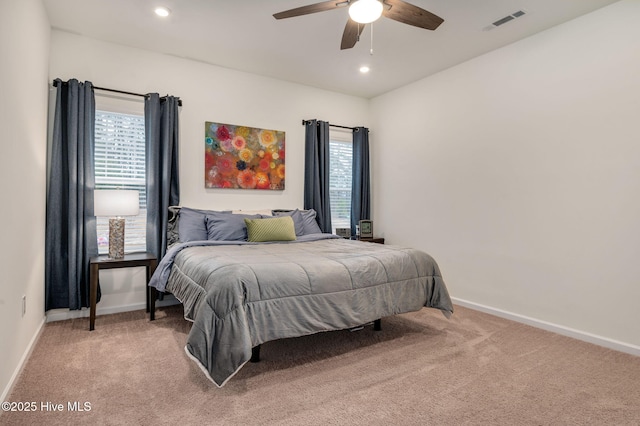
204;121;285;190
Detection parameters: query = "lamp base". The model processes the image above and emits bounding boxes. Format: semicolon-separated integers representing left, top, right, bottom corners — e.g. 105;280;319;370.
108;218;125;259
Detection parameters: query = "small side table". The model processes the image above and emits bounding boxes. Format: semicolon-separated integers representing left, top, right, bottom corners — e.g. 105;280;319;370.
89;252;157;331
358;237;385;244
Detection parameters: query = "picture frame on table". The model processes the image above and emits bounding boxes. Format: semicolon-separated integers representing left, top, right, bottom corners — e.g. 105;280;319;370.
359;220;373;238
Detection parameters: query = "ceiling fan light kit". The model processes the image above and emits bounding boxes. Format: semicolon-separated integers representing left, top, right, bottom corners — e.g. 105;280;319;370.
348;0;383;24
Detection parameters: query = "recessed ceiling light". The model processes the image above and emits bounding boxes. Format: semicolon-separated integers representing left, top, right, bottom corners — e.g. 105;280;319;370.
154;7;170;17
359;66;370;74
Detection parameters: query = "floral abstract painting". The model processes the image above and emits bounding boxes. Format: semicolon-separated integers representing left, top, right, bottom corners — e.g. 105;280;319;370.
205;122;285;190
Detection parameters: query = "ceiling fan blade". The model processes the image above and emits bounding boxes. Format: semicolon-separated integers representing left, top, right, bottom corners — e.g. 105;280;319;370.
340;18;365;50
382;0;444;30
273;1;348;20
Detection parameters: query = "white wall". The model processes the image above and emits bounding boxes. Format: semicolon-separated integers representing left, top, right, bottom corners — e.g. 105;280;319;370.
0;0;50;401
371;0;640;349
48;31;370;315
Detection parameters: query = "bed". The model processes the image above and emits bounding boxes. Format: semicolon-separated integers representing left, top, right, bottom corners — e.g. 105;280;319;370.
148;207;453;387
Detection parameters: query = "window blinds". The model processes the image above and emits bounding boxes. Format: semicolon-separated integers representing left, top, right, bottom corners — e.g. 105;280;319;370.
94;110;147;254
329;139;353;230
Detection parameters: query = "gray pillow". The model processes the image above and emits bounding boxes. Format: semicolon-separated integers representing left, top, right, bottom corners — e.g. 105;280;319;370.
298;209;323;235
178;207;233;242
206;212;262;241
274;209;322;236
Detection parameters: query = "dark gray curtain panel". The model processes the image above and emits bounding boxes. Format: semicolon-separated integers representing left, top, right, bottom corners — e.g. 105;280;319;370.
351;126;371;235
145;94;180;260
45;79;98;311
303;120;332;233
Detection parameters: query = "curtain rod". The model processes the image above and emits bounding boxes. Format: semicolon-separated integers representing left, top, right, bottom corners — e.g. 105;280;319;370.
52;80;183;106
94;85;183;107
302;119;359;131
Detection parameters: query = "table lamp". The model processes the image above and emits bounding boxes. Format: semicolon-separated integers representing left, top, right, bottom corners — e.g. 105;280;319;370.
94;189;140;259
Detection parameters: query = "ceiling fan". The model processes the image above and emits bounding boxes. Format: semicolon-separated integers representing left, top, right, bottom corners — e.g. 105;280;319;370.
273;0;444;50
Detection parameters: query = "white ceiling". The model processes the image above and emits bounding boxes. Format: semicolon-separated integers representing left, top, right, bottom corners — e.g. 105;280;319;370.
43;0;619;99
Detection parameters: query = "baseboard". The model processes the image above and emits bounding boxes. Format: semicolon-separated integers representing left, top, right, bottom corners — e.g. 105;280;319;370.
1;317;46;402
451;297;640;357
45;296;180;323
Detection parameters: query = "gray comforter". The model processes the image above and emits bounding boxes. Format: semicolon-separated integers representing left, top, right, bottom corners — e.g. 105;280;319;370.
149;234;453;387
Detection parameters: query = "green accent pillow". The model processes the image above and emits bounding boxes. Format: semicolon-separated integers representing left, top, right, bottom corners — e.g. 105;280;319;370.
244;216;297;242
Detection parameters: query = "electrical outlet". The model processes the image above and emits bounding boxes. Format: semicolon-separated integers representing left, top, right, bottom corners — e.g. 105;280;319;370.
22;295;26;317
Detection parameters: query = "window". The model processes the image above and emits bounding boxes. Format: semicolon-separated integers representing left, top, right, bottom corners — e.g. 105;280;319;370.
94;107;146;254
329;132;353;232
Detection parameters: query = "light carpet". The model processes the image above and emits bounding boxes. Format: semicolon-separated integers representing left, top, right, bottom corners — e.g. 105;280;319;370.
2;305;639;425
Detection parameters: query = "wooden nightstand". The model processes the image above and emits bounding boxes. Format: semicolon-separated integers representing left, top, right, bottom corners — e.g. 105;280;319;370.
358;237;385;244
89;252;157;331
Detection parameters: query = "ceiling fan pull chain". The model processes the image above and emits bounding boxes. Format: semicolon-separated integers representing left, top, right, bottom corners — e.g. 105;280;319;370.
370;22;374;55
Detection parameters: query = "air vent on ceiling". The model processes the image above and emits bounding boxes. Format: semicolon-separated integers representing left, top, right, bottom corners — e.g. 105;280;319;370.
483;10;527;31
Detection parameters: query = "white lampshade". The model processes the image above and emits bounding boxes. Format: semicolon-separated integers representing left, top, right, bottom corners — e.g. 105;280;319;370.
94;190;140;217
349;0;383;24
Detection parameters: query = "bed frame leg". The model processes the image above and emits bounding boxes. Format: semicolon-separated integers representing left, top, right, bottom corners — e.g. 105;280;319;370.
374;319;382;331
251;345;261;363
149;287;156;321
